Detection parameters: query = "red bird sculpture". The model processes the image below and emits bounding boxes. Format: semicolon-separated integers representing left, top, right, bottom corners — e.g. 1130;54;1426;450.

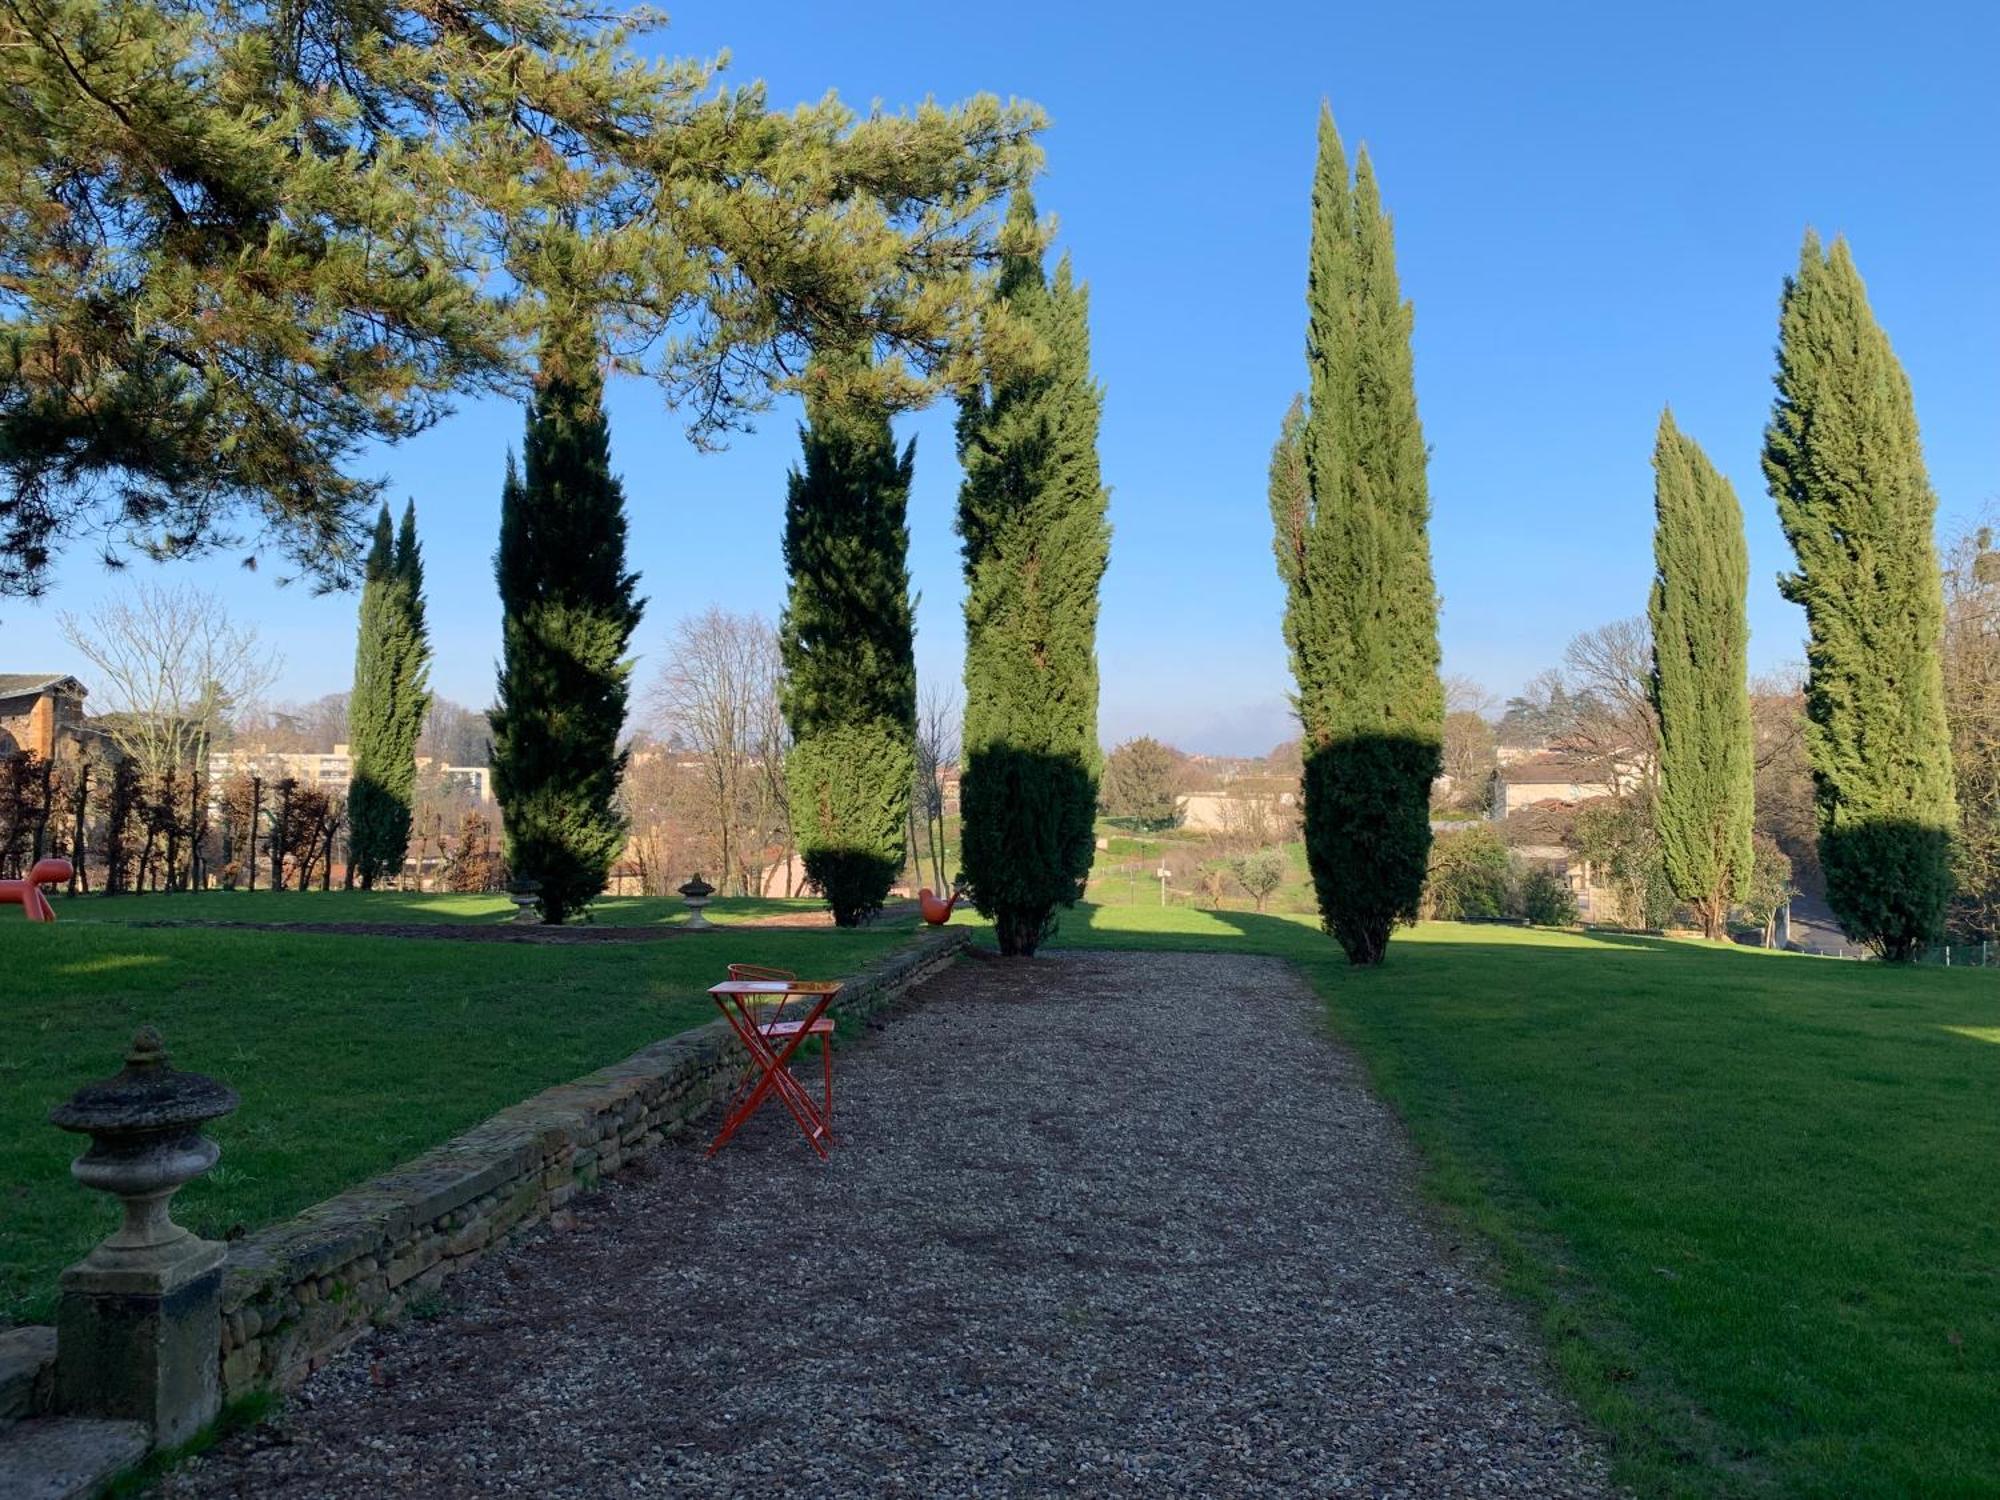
918;886;962;926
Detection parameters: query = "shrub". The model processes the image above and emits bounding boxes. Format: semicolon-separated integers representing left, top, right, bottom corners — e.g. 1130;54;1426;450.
1422;825;1512;920
1519;867;1579;927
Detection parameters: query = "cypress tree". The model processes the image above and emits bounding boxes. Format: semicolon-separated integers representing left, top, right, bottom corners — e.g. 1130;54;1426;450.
1273;108;1442;966
1765;233;1956;960
1648;410;1753;939
956;193;1110;957
490;331;644;924
780;352;918;926
347;500;431;887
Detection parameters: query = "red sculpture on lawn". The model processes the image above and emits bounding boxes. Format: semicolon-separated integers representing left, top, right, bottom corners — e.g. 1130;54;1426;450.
918;885;962;926
1;858;71;922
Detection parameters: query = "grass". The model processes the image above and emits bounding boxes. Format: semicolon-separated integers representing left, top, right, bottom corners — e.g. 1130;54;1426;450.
1;901;911;1327
1023;901;2000;1499
38;887;822;926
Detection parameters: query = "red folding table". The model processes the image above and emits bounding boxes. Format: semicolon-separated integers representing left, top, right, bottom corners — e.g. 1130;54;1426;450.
707;975;842;1160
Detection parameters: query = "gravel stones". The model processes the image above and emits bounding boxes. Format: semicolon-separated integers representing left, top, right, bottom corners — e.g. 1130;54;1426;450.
157;950;1612;1498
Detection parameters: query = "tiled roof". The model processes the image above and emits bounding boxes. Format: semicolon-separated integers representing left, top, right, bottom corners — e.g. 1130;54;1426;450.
1493;757;1607;785
0;673;84;698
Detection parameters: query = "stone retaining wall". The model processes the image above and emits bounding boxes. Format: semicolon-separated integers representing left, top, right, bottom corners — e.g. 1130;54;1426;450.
214;929;968;1398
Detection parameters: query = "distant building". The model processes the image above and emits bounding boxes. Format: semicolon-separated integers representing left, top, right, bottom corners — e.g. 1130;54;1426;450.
1489;756;1618;820
206;743;492;803
1494;796;1626;924
0;673;90;759
1177;789;1297;834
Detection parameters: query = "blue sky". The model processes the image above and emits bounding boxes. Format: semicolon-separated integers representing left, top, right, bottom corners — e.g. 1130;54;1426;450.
8;1;1997;754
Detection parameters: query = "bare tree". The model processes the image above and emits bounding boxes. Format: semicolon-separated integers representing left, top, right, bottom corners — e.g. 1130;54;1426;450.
1443;673;1497;718
1560;616;1658;791
648;608;789;896
1750;665;1818;897
63;583;281;783
1943;520;2000;937
233;692;348;752
914;681;961;890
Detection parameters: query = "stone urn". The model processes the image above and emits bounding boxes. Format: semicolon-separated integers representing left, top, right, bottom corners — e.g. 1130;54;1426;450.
48;1027;238;1442
505;877;543;925
678;873;716;931
50;1027;238;1268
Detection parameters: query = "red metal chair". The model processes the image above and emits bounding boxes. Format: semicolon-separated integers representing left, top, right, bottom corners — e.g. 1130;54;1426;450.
724;963;836;1133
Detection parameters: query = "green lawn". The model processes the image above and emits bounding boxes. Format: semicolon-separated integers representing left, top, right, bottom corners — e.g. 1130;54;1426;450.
39;887;822;926
1030;903;2000;1499
1;910;909;1327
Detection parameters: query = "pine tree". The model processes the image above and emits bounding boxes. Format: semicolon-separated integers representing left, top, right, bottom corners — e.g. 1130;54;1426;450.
779;352;918;926
1648;410;1753;939
956;194;1110;957
1272;109;1443;966
347;501;432;887
1765;233;1956;959
490;332;644;924
2;0;1043;596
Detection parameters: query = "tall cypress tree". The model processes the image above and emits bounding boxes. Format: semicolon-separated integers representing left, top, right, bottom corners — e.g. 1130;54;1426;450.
956;193;1110;957
347;499;431;887
1648;410;1753;939
490;330;644;924
780;352;918;926
1765;232;1955;960
1273;108;1442;966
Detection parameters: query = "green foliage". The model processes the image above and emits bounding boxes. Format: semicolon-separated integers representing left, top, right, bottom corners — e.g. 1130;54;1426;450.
956;194;1110;956
1517;866;1578;927
1421;825;1512;920
1647;411;1753;938
490;340;642;924
1741;832;1795;937
0;0;1043;593
1233;847;1289;912
779;359;916;926
1101;737;1183;829
1273;109;1443;966
347;501;432;887
1572;797;1675;929
1765;233;1956;960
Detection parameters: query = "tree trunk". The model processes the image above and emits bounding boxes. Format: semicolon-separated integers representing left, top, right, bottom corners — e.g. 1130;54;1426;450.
247;778;262;891
70;764;88;893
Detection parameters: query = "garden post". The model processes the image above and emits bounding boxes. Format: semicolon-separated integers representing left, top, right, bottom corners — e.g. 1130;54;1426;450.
47;1029;238;1446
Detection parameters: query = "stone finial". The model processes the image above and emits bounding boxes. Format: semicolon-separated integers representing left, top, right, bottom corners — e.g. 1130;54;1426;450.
50;1027;238;1260
677;874;715;930
50;1028;237;1444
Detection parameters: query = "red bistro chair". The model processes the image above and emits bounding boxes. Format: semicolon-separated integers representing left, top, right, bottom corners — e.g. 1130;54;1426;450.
724;963;836;1134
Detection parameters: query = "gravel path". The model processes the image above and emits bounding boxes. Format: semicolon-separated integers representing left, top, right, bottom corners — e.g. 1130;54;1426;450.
159;950;1612;1498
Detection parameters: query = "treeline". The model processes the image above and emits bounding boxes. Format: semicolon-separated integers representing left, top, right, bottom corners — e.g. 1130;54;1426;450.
0;750;504;895
1266;110;1963;962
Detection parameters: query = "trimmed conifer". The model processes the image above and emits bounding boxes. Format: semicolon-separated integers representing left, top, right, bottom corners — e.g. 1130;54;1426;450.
1272;108;1443;966
1765;233;1956;959
1648;410;1753;939
490;332;644;924
779;352;918;926
347;500;431;887
956;193;1110;957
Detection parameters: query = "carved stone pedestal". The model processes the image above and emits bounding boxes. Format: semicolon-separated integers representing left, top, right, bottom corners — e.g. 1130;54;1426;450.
48;1029;237;1448
56;1236;224;1448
